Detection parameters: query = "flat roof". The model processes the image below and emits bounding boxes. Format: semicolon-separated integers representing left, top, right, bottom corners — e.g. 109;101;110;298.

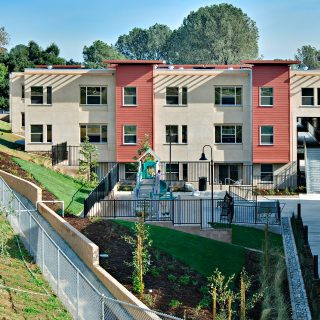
104;59;165;65
35;64;85;69
242;59;301;65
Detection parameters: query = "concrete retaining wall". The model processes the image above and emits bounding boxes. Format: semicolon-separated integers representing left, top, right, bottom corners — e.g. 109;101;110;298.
0;170;152;315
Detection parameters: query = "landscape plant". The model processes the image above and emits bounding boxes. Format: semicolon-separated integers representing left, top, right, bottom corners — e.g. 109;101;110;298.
78;136;98;186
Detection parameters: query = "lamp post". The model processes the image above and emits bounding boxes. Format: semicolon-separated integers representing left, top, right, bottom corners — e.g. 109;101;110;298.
199;145;214;225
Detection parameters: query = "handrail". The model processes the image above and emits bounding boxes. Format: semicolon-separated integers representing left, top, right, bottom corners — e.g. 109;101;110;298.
304;137;309;193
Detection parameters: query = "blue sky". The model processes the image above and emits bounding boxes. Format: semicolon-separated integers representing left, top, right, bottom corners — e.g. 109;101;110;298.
1;0;319;62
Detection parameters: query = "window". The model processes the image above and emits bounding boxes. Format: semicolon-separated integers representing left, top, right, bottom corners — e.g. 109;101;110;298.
261;164;273;182
215;125;242;143
123;125;137;144
260;126;274;145
182;163;188;181
21;112;25;127
166;163;179;181
31;87;43;104
47;86;52;104
182;87;188;105
80;86;107;105
166;87;179;105
123;87;137;106
47;125;52;143
80;124;108;143
215;86;242;106
302;88;314;106
166;125;179;143
182;125;188;143
318;88;320;105
260;87;274;106
21;85;25;99
30;125;43;142
124;163;138;180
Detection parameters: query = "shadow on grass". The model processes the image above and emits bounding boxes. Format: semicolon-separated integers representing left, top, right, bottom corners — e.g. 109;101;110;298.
0;137;24;150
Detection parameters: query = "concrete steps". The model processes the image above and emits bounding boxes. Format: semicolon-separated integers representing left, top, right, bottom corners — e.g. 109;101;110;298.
306;148;320;193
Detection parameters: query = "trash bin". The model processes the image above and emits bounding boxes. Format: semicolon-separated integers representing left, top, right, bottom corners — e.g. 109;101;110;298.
199;176;207;191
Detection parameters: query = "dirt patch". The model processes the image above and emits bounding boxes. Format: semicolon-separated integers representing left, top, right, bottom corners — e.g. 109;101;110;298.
65;216;267;319
0;151;60;212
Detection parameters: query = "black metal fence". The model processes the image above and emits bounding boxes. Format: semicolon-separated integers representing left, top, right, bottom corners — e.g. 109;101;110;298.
84;197;281;226
83;163;119;216
229;185;258;202
52;144;83;166
253;174;298;191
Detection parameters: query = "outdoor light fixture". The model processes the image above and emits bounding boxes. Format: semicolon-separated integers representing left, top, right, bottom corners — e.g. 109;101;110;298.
199;145;214;225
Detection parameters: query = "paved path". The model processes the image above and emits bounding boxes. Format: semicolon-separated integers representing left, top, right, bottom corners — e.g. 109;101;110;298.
276;197;320;272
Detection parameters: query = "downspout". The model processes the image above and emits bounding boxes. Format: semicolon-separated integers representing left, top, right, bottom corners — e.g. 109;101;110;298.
249;68;253;184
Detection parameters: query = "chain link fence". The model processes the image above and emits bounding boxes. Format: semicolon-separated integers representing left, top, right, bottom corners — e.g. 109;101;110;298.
0;178;182;320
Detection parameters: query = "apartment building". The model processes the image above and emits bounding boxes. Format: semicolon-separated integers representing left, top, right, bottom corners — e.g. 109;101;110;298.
11;59;315;189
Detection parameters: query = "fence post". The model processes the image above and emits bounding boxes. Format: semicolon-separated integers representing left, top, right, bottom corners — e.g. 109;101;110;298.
101;295;105;320
304;226;309;245
113;199;116;218
57;249;60;295
29;214;32;253
314;255;319;279
42;230;45;271
200;198;203;229
297;203;302;220
76;271;80;319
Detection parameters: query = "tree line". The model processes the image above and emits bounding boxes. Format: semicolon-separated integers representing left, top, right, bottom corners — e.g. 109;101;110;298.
0;3;318;110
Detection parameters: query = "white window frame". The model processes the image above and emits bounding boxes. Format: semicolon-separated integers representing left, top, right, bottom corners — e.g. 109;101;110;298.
259;87;274;107
123;125;137;145
301;88;314;106
166;87;179;105
165;125;179;144
215;125;242;144
215;86;242;106
30;124;43;143
30;86;44;105
80;86;108;105
260;126;274;145
165;87;188;106
123;87;137;106
80;124;108;144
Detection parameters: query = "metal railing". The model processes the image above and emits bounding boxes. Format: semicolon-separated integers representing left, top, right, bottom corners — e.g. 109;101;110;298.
253;174;298;190
0;177;183;320
85;197;281;226
229;185;258;202
84;163;119;216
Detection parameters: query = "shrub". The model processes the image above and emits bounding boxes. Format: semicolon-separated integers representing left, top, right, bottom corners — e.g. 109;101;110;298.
169;299;182;309
168;274;177;282
179;274;191;286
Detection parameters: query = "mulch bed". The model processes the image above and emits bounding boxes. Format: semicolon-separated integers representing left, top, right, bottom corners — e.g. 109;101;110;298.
65;216;266;319
0;151;60;211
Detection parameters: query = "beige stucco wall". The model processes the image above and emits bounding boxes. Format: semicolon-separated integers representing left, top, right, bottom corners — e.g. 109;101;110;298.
10;73;25;134
10;69;116;162
154;69;252;166
290;70;320;162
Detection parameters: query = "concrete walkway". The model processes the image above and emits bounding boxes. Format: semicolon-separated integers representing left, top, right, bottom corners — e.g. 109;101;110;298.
276;195;320;273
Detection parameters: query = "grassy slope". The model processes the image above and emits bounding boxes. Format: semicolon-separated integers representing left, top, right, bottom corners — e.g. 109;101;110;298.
114;220;246;278
0;214;71;319
13;157;92;215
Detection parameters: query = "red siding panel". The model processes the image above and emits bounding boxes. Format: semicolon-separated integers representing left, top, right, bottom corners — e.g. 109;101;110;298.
115;65;154;162
252;65;290;163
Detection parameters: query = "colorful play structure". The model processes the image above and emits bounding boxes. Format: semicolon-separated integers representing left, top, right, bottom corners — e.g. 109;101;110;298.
133;148;175;202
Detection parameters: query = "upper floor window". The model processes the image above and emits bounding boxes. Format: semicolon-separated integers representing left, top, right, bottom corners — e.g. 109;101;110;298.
166;125;179;143
31;87;43;104
123;87;137;106
302;88;314;106
215;86;242;106
318;88;320;105
260;126;274;145
47;86;52;104
80;86;107;105
21;85;25;99
123;125;137;144
166;87;188;105
80;124;107;143
215;125;242;144
260;87;274;106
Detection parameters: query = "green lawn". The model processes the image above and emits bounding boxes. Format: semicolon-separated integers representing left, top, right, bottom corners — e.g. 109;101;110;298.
231;224;283;251
13;157;92;215
114;220;247;278
0;120;24;150
0;213;71;319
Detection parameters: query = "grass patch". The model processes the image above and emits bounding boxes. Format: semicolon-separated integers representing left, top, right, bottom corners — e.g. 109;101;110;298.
114;220;246;278
211;223;283;251
12;157;92;215
0;213;71;319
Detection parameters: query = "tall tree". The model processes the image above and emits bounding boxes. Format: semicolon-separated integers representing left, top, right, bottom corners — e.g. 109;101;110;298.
83;40;125;68
0;63;8;109
295;45;320;70
116;24;172;60
166;4;259;64
0;27;9;48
